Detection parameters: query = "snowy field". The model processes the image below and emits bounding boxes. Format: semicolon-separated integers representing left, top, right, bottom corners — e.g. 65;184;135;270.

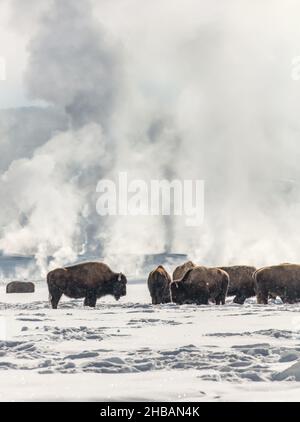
1;280;300;401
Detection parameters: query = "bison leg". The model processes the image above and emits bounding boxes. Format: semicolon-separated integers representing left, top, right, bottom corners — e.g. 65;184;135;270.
257;291;268;305
215;292;226;305
283;295;296;304
233;295;246;305
196;296;209;305
279;296;285;303
84;290;97;307
49;287;63;309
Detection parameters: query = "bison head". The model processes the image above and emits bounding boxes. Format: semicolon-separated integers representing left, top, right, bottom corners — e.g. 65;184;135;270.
170;279;209;305
113;273;127;300
170;280;186;304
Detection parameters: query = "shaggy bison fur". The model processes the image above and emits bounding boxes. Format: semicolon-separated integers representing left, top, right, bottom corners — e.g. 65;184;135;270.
47;262;127;309
147;265;171;304
254;263;300;304
170;266;229;305
219;265;257;304
172;261;196;282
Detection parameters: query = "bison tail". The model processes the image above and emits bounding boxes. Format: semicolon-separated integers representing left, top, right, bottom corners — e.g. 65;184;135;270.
47;272;52;302
169;280;178;303
46;271;52;286
222;271;230;293
252;268;263;297
47;271;57;303
252;268;260;281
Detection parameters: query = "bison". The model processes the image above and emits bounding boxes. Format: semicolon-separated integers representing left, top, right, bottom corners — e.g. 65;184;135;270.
219;265;257;304
170;266;229;305
254;263;300;304
147;265;171;304
6;281;35;294
47;262;127;309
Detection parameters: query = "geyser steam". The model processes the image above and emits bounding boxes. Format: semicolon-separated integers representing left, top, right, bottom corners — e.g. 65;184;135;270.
1;0;300;275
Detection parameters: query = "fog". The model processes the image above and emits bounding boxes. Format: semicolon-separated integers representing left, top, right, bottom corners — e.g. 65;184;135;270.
1;0;300;275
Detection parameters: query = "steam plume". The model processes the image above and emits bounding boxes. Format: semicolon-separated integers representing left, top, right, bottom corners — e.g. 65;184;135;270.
1;0;300;276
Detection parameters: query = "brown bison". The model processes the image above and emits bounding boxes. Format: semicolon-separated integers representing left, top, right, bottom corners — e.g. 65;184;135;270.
254;263;300;304
170;266;229;305
219;265;257;304
172;261;196;282
6;281;35;293
47;262;127;309
147;265;171;304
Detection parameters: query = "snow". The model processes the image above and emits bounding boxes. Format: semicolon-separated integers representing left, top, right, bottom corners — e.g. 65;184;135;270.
1;281;300;401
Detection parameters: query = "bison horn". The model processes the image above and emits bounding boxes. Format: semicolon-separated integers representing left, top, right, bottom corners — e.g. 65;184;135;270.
118;273;122;281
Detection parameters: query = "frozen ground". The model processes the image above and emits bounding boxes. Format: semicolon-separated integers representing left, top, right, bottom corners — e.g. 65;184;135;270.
1;281;300;401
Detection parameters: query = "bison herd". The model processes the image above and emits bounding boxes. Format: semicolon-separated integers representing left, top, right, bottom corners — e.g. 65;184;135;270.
148;262;300;306
4;261;300;308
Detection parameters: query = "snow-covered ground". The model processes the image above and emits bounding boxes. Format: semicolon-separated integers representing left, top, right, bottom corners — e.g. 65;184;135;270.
1;280;300;401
